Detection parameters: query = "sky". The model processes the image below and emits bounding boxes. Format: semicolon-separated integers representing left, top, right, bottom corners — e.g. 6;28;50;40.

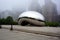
0;0;60;14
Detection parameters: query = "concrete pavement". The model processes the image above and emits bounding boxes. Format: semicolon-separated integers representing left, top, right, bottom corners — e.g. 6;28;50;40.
1;25;60;37
0;29;60;40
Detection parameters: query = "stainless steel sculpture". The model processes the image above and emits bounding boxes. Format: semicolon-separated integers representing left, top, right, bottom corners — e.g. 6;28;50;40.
18;11;45;26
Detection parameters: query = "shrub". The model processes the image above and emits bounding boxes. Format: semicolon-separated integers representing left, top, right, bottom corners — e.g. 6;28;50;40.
12;21;18;25
45;21;60;27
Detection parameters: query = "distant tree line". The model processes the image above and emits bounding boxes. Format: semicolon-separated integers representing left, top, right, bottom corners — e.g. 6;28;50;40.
0;16;18;25
45;21;60;27
0;16;60;27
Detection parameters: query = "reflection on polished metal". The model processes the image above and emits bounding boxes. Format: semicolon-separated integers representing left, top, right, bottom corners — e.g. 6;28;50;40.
18;11;45;26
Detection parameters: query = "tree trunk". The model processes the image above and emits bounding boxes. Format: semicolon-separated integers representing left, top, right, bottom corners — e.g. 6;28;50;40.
10;25;13;30
0;25;2;29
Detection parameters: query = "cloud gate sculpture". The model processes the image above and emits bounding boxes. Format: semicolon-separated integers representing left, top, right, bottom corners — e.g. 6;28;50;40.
18;11;45;26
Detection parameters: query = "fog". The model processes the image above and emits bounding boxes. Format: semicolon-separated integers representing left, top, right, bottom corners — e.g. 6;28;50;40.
0;0;60;13
0;0;60;22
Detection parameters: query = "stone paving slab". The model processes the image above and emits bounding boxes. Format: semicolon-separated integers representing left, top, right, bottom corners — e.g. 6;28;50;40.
1;25;60;37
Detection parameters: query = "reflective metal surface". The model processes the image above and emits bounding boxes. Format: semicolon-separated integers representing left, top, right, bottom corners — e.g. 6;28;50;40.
18;11;45;21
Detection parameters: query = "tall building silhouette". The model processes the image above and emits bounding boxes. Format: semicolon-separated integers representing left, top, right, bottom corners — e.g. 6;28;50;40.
0;10;12;18
0;11;5;18
28;0;42;13
57;15;60;22
42;0;58;22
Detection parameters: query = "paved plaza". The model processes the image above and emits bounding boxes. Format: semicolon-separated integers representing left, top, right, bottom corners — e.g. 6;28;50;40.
1;25;60;37
0;29;60;40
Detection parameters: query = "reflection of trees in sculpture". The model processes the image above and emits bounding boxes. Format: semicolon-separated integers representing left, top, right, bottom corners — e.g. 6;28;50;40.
28;0;42;13
42;0;58;22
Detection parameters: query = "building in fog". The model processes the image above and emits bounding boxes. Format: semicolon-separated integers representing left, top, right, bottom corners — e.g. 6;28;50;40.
57;15;60;22
0;10;11;18
42;0;58;22
0;11;6;18
28;0;42;13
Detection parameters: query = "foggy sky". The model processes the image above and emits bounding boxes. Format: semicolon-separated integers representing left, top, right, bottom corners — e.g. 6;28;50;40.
0;0;60;14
